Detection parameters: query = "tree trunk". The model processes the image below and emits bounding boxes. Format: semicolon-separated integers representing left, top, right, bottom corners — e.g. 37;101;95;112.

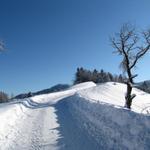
125;82;132;109
125;67;134;109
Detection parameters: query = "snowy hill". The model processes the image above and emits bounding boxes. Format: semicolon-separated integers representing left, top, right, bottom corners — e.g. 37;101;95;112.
0;82;150;150
78;82;150;114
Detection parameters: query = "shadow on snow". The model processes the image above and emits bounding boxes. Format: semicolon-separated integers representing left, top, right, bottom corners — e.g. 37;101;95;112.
53;96;100;150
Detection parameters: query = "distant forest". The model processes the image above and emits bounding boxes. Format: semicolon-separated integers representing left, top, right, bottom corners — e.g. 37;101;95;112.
73;67;150;94
74;67;127;84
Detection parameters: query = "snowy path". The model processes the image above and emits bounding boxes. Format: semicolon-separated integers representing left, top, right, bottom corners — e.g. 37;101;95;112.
0;99;98;150
0;82;98;150
0;104;60;150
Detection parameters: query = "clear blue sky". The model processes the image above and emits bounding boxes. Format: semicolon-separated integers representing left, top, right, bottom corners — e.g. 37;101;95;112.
0;0;150;95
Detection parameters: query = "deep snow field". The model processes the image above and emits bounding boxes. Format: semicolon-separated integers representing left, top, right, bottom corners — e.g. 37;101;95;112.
0;82;150;150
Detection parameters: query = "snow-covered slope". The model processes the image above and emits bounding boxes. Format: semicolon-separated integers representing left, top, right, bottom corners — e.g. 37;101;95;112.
78;82;150;114
0;82;150;150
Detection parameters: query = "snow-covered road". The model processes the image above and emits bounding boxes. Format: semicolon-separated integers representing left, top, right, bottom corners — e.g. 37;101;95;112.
0;102;60;150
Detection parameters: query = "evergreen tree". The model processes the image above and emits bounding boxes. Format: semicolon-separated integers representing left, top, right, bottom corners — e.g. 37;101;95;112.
74;67;126;84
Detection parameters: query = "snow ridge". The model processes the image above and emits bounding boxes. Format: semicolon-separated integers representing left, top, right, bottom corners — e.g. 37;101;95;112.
66;94;150;150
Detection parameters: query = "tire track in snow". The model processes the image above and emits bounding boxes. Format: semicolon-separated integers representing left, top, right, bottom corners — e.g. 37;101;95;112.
2;105;60;150
9;108;45;150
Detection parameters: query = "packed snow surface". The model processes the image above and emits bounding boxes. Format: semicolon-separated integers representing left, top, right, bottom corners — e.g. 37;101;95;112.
0;82;150;150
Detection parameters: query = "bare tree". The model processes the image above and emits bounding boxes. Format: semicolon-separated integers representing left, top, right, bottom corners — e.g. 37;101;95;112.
111;23;150;109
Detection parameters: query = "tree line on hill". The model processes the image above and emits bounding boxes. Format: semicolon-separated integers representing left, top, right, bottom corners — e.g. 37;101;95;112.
74;67;127;84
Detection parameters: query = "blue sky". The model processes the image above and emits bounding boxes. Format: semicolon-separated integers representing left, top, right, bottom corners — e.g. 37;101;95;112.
0;0;150;95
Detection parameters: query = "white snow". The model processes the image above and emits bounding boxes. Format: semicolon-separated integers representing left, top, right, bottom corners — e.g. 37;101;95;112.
31;81;96;104
78;82;150;114
0;82;150;150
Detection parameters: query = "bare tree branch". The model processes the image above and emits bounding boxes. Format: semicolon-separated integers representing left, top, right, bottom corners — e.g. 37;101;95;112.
130;40;150;69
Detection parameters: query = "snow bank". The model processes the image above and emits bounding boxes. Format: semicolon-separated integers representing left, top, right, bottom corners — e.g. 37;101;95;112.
64;94;150;150
31;81;96;104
